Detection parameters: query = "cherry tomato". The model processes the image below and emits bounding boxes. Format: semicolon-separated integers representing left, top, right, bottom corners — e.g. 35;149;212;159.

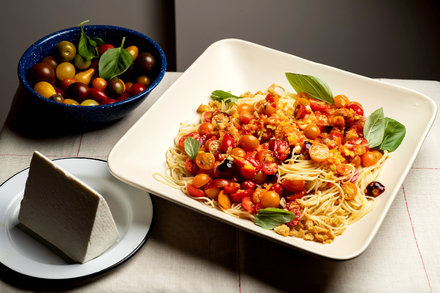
309;143;330;162
230;147;246;158
241;180;256;190
263;104;276;116
56;62;76;81
361;151;383;167
223;182;240;194
241;197;255;213
237;103;252;114
80;99;99;106
66;82;89;102
336;164;352;176
178;132;199;150
261;162;278;175
73;54;91;70
229;189;253;203
293;102;306;119
55;41;76;62
129;82;147;96
205;187;220;199
239;111;254;124
341;182;358;200
107;77;126;97
50;93;64;103
239;135;260;152
255;149;275;164
286;189;306;201
185;158;199;174
205;138;221;155
309;99;330;113
187;183;206;198
74;68;94;85
239;165;257;180
220;133;235;153
98;44;115;56
192;173;212;188
102;98;117;104
33;81;56;98
261;191;280;208
218;190;231;209
281;179;305;193
195;152;215;170
253;171;267;184
346;101;364;116
136;75;151;86
273;140;290;161
87;88;108;104
334;95;349;108
198;122;214;136
60;77;76;91
269;183;283;195
126;45;139;61
63;98;79;105
29;62;55;84
135;52;156;74
304;123;321;139
42;56;58;70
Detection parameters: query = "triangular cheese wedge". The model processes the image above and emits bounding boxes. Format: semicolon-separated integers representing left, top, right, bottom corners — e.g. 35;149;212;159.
18;151;119;263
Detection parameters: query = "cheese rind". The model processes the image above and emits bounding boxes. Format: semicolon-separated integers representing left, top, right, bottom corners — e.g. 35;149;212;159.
18;151;119;263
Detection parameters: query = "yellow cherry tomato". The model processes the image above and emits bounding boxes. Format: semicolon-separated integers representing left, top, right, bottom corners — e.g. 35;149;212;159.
126;45;139;61
74;68;95;85
33;81;56;98
56;62;76;81
63;98;79;105
80;99;99;106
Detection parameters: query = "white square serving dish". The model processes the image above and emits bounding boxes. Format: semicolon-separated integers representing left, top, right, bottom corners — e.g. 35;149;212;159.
108;39;437;260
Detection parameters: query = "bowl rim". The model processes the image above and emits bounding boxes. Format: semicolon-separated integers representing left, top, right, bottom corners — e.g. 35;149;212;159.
17;24;167;109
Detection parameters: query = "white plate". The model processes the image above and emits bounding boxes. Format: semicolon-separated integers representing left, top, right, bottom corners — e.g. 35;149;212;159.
108;39;437;260
0;157;154;280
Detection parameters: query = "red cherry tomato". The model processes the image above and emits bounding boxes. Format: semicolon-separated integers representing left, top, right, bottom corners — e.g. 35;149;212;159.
239;165;257;180
273;140;290;161
220;133;235;153
269;183;283;195
261;162;278;175
88;88;109;104
178;132;200;150
186;183;206;198
346;101;364;116
98;44;115;56
129;83;147;96
223;182;240;194
241;180;256;190
309;99;330;114
239;111;254;124
241;196;255;213
230;189;253;203
102;98;117;104
185;158;200;174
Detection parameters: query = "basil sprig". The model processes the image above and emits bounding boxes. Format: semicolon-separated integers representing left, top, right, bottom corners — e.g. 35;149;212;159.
364;107;406;151
98;37;133;80
78;20;104;61
285;73;334;104
255;208;295;230
184;137;200;159
211;90;242;103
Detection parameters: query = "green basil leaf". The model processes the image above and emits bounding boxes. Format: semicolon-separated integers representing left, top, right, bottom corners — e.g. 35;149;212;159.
255;208;295;230
184;137;201;159
211;90;242;103
77;20;104;61
98;37;133;80
379;117;406;151
364;108;385;148
285;73;334;104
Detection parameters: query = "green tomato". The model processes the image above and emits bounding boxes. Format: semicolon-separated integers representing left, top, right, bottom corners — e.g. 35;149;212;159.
55;41;77;62
73;54;91;70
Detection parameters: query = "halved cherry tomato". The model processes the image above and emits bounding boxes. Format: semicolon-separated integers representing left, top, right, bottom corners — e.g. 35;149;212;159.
281;179;305;193
195;152;215;170
198;122;214;136
239;111;254;124
218;190;231;209
346;101;364;116
237;103;253;114
241;180;256;190
336;164;352;176
179;132;200;150
241;197;255;213
239;165;257;180
309;99;330;113
255;149;275;164
309;143;330;162
187;183;206;198
230;189;253;203
223;182;240;194
261;162;278;175
269;183;283;195
286;189;306;201
293;102;306;119
341;182;358;200
230;147;246;158
273;140;290;161
334;95;349;108
185;158;199;174
221;133;235;153
205;179;229;190
192;173;212;188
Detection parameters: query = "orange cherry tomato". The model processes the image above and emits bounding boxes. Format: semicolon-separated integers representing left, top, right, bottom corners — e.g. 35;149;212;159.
126;45;139;61
341;182;358;200
361;151;383;167
309;143;330;162
195;152;215;170
281;179;305;193
192;173;212;188
92;77;107;91
237;103;252;114
304;123;321;139
334;95;349;108
230;147;246;158
239;135;260;152
239;111;254;124
261;191;280;208
198;122;214;135
218;190;231;209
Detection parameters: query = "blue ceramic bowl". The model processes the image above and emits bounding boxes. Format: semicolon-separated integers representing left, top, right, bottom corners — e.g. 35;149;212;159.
17;25;166;129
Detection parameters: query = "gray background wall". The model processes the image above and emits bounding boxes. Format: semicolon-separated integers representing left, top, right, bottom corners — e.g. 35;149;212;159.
1;0;439;130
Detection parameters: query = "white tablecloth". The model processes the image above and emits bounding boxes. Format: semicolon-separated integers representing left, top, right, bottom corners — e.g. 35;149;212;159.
0;73;439;292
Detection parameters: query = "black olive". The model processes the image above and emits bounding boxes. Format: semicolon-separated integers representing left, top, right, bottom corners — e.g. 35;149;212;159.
365;181;385;197
216;158;236;178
